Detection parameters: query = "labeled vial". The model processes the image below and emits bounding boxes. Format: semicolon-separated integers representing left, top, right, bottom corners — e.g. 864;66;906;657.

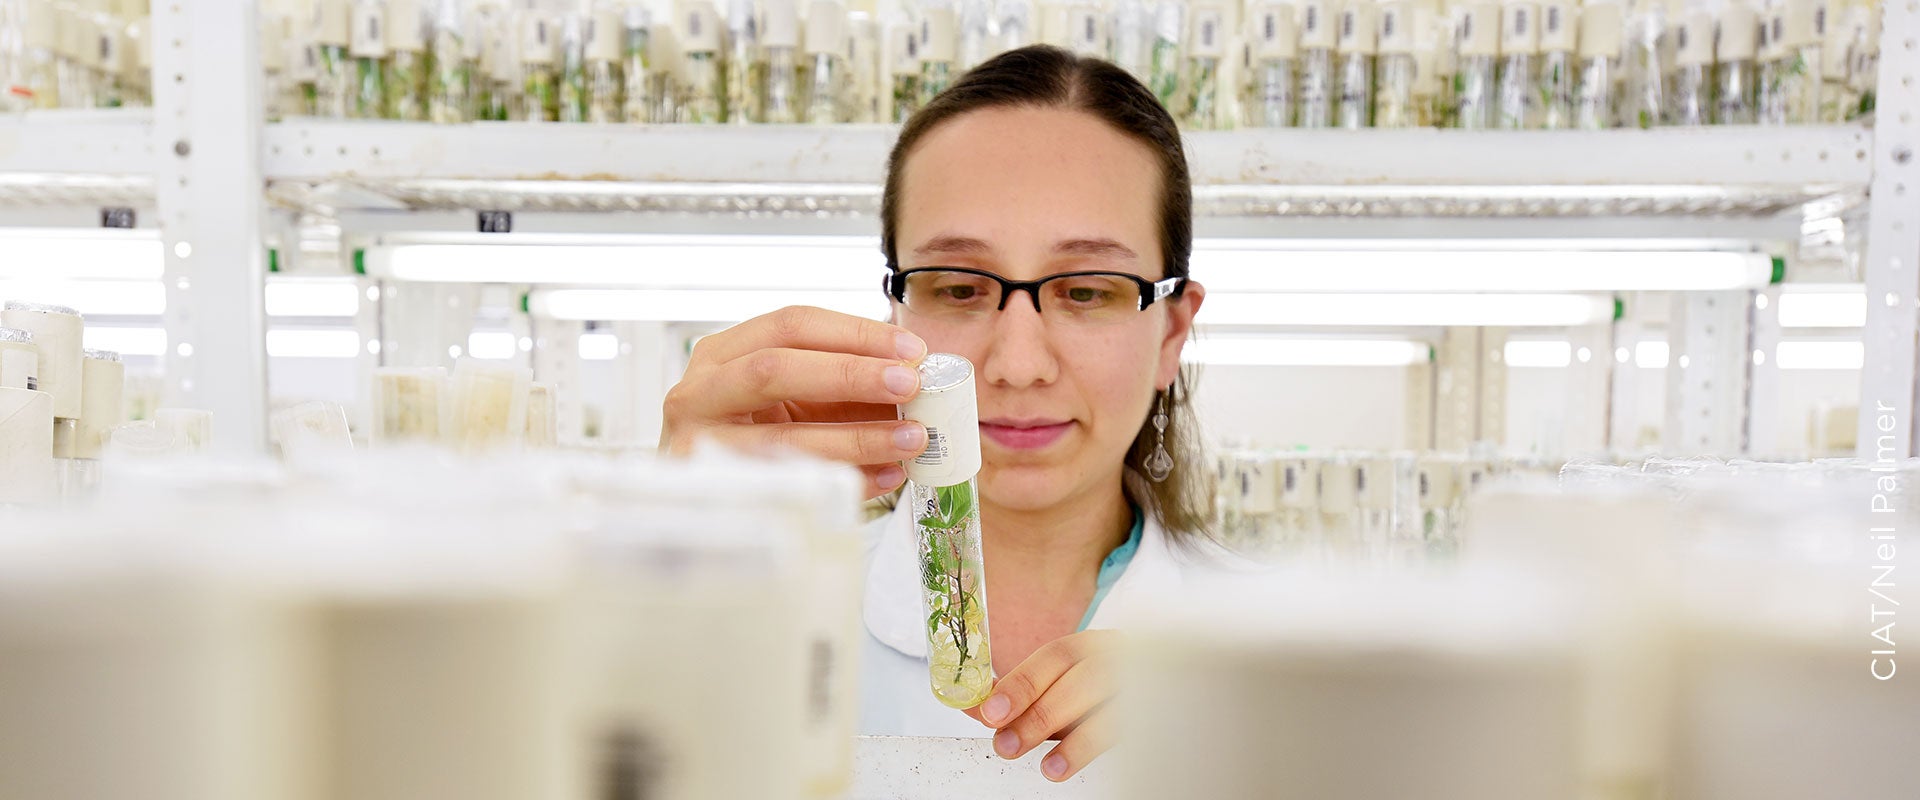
958;0;993;69
1354;456;1395;563
314;0;354;117
1495;1;1539;129
650;17;682;122
1234;453;1277;555
1817;0;1853;123
372;367;448;445
1844;3;1880;120
1249;2;1298;128
847;9;884;123
557;11;590;121
1776;0;1822;124
1296;0;1336;127
428;0;474;122
802;0;848;123
1714;1;1759;124
621;4;655;122
478;4;517;121
1415;4;1452;126
998;0;1036;53
1537;0;1575;128
1621;0;1664;128
1757;8;1785;124
1335;1;1377;129
725;0;765;124
1147;0;1184;111
515;5;558;121
261;7;293;120
1109;0;1152;81
887;10;922;121
1667;9;1712;127
919;0;958;106
763;0;802;123
1065;1;1109;59
349;0;388;118
680;1;725;123
900;354;993;710
1276;457;1320;556
1454;2;1499;129
386;0;430;120
583;5;624;122
1573;0;1621;129
1183;4;1226;129
1374;1;1417;128
1316;456;1359;560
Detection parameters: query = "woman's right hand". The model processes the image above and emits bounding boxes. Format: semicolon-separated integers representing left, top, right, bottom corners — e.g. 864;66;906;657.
660;306;930;498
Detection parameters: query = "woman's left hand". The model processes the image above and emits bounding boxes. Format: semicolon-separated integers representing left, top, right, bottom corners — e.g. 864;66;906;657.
962;630;1121;782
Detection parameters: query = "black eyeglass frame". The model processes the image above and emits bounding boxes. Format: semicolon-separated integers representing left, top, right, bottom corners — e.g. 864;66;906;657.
884;266;1189;313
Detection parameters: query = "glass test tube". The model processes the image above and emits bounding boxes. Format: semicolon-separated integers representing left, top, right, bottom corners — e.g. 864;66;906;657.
1147;0;1184;112
1335;1;1377;129
1537;0;1575;128
349;0;388;118
802;0;847;123
261;7;292;121
762;0;801;124
1454;3;1498;129
429;0;473;122
958;0;992;69
558;11;590;121
724;0;764;124
1249;2;1298;128
621;5;653;122
1714;2;1759;124
386;0;430;121
919;1;957;105
1184;4;1226;129
583;5;623;122
478;4;516;121
315;0;354;118
1296;0;1335;127
1778;0;1822;124
1109;0;1152;81
1495;1;1539;129
1573;0;1620;129
901;354;993;710
887;11;921;121
681;1;725;123
1621;2;1664;128
515;5;557;121
1374;1;1417;128
1668;9;1712;126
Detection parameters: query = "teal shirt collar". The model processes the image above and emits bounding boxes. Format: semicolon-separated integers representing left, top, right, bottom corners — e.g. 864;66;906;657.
1076;504;1145;632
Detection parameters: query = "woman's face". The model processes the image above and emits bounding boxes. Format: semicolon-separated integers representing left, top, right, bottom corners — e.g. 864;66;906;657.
892;106;1203;513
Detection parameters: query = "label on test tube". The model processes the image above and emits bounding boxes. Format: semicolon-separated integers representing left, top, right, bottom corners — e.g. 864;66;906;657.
1501;2;1539;55
921;7;957;62
1539;0;1573;52
387;0;426;52
350;2;388;57
1377;2;1413;55
1717;4;1761;63
1191;6;1224;57
1256;3;1298;59
898;354;981;488
1300;0;1335;49
1070;7;1106;55
1577;1;1622;59
1239;455;1277;515
1459;4;1500;57
1337;3;1376;54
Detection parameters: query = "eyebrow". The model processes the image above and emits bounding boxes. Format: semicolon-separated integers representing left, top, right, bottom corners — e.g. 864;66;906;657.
910;236;1139;261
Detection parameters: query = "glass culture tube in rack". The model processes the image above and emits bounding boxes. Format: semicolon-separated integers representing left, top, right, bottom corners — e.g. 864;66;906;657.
1817;0;1853;123
557;11;590;121
919;0;958;106
1064;1;1109;60
428;0;473;122
761;0;801;124
1495;0;1539;129
1621;1;1664;128
477;4;516;120
349;0;388;119
1248;1;1296;128
901;354;993;710
1537;0;1575;128
289;12;322;117
1454;2;1499;129
725;0;765;124
848;10;883;123
1147;0;1184;112
1334;0;1377;129
1109;0;1152;81
384;0;430;120
515;5;558;121
621;4;654;122
998;0;1036;53
583;4;624;122
1667;8;1712;127
261;6;293;120
958;0;992;69
1573;0;1621;129
1316;457;1359;560
1714;1;1759;124
314;0;354;117
802;0;849;123
1373;1;1417;128
650;15;681;122
1295;0;1336;127
681;0;725;123
1183;3;1226;129
1757;9;1785;124
1415;3;1452;126
1778;0;1822;124
887;11;921;121
1844;3;1880;121
1276;457;1320;555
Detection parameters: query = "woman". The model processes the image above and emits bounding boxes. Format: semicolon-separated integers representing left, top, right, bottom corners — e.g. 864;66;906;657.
660;46;1223;782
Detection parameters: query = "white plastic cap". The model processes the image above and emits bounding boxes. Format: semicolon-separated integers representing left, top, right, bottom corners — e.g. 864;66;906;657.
316;0;352;47
1255;2;1299;59
1190;4;1227;58
1337;2;1377;55
1500;2;1539;54
890;16;920;74
350;0;389;57
260;12;289;70
1779;0;1819;48
1760;10;1784;59
520;11;556;63
588;8;623;61
682;1;721;53
1298;0;1336;49
1067;5;1107;56
1538;0;1574;51
1674;9;1712;66
759;0;796;47
804;0;846;54
387;0;426;51
921;6;957;61
1577;1;1622;58
1459;3;1500;57
1716;2;1758;61
1377;1;1414;55
899;354;982;487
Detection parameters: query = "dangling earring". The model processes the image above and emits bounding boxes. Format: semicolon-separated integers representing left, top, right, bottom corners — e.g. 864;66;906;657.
1145;389;1173;483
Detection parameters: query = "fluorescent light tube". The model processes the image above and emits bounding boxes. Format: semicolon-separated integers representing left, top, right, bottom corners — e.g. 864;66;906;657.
368;235;885;289
1776;288;1866;328
1194;248;1772;293
0;280;165;316
266;279;361;317
0;228;164;280
467;331;517;360
1183;337;1432;367
1635;341;1670;369
1776;341;1864;370
531;288;888;323
1504;340;1574;368
83;326;166;356
266;329;360;359
1200;293;1616;327
578;333;620;360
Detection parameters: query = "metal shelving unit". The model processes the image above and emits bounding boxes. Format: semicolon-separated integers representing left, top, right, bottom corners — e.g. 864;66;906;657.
1;0;1911;461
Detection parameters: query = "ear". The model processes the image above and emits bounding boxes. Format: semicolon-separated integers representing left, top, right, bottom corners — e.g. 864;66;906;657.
1155;281;1204;389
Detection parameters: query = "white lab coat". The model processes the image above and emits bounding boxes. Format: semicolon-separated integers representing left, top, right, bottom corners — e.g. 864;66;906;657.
856;500;1240;738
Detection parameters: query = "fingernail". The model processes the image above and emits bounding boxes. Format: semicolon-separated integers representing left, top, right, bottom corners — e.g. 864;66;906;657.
982;694;1010;724
884;365;917;397
994;730;1020;758
896;333;927;362
893;424;926;452
1042;755;1068;781
876;466;905;491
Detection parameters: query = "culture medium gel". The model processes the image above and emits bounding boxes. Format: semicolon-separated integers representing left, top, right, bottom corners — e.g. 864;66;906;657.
900;353;993;710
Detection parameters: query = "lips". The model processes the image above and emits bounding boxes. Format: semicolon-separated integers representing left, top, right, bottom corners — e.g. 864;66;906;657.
979;419;1074;450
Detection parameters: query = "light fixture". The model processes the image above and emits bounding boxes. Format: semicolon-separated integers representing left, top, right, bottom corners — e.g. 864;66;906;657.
1193;245;1773;293
1504;340;1573;368
467;331;517;360
266;329;361;359
1776;286;1866;328
1183;337;1432;367
266;279;361;317
1635;340;1670;369
0;280;165;316
531;288;887;323
0;228;165;280
1775;340;1865;370
365;234;884;289
82;326;166;356
579;333;620;360
1200;293;1616;327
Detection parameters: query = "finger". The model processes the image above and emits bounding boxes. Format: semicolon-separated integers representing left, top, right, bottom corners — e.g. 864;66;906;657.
1037;707;1119;783
775;401;906;426
977;632;1111;729
694;419;928;467
861;463;908;499
692;306;927;366
993;659;1110;761
698;348;921;416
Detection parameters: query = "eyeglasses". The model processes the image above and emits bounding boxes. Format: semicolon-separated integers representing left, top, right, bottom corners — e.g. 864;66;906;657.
885;267;1187;325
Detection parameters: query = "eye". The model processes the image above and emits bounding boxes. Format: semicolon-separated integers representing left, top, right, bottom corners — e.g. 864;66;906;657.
938;285;978;301
1067;286;1104;303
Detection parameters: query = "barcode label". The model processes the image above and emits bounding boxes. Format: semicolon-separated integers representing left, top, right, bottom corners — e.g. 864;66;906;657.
1514;8;1527;34
1382;10;1395;39
1263;13;1276;42
690;12;702;38
1546;7;1560;33
1341;11;1353;39
1305;5;1318;33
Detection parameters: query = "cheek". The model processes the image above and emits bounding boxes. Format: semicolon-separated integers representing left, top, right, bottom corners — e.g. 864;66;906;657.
1069;327;1167;421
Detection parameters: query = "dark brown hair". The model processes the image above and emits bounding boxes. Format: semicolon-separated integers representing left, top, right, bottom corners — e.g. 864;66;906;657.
880;45;1213;539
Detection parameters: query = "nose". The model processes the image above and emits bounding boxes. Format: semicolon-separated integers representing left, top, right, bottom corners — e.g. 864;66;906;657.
981;294;1059;389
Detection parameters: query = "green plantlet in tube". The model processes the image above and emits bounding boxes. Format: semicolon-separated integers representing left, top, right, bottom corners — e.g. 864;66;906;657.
900;353;992;709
